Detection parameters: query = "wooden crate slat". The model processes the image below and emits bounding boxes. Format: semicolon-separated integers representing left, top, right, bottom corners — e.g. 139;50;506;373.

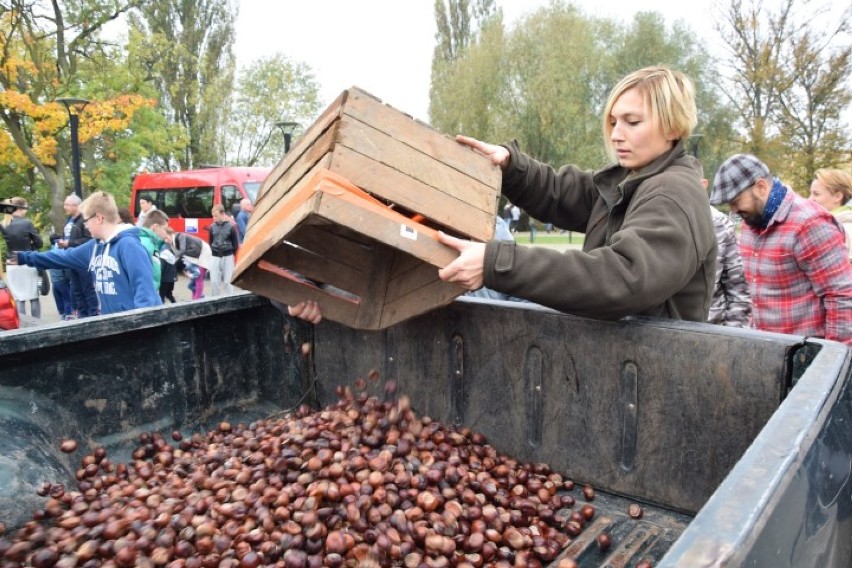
380;272;464;328
329;144;496;241
336;118;496;214
235;189;323;278
384;256;461;305
252;129;338;225
260;236;370;298
314;191;458;268
255;90;348;203
388;248;424;280
284;223;377;272
341;88;501;188
242;153;333;261
234;264;362;325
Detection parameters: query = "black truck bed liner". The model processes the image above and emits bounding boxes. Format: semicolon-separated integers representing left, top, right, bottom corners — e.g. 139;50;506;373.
0;294;849;566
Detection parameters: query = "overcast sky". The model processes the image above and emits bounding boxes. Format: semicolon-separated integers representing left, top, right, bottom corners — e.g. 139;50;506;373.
233;0;724;123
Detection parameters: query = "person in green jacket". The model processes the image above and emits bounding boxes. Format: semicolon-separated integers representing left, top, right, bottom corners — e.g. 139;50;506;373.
139;209;170;290
436;65;717;322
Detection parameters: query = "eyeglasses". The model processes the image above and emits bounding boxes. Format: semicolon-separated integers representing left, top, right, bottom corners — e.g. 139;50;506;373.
83;214;99;224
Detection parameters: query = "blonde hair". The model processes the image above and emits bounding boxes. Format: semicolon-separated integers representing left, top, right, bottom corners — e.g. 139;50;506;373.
602;66;697;158
80;191;120;224
815;169;852;203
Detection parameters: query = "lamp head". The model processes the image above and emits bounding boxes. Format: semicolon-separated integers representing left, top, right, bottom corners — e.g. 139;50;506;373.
56;97;90;114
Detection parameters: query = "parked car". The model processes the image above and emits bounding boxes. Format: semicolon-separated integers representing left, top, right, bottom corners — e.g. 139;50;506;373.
0;279;19;330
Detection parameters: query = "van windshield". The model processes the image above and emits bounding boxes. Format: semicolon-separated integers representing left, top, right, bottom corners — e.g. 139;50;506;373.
244;181;263;203
138;186;214;218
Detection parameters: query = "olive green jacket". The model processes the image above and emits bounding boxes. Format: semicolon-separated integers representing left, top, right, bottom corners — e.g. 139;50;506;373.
483;140;716;322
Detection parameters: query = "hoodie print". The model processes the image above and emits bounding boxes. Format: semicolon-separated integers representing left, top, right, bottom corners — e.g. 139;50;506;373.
90;243;121;297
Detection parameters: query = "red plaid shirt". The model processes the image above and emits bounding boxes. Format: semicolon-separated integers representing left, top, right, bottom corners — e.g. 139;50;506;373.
739;191;852;345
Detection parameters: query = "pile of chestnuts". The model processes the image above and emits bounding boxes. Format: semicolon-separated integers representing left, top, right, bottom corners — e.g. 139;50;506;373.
0;380;632;568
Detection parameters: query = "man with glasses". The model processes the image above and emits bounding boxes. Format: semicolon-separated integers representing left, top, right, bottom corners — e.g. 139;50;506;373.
9;192;161;315
710;154;852;345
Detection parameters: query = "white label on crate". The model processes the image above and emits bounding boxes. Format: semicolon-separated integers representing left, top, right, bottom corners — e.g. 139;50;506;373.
400;224;418;240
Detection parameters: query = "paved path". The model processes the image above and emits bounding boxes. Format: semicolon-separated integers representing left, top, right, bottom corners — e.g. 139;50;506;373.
20;274;210;328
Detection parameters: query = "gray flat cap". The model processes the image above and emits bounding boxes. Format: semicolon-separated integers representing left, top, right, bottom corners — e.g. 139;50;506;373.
710;154;771;205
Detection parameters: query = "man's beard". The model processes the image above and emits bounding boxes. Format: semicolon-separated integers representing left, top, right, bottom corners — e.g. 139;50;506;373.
741;212;764;228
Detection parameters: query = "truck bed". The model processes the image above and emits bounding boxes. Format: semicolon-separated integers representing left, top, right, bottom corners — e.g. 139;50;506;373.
549;489;692;567
0;294;850;566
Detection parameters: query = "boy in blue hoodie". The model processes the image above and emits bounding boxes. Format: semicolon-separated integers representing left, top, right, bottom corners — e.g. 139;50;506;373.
10;191;161;315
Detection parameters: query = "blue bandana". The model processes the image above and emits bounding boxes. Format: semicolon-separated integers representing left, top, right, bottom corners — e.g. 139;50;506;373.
757;178;787;229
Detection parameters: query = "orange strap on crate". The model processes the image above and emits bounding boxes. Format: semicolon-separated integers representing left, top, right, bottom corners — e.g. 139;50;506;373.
242;169;439;254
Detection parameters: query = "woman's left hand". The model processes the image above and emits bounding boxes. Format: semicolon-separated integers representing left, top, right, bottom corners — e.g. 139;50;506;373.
437;231;486;290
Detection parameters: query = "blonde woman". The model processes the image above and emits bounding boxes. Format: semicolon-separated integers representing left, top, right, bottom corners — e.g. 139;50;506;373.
434;66;716;322
0;197;44;318
808;169;852;262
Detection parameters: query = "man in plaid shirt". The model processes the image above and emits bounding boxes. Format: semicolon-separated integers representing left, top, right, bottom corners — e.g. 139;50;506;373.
710;154;852;346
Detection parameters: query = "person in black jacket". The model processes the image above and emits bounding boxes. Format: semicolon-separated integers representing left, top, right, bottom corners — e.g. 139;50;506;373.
208;204;239;296
0;197;44;318
57;194;99;317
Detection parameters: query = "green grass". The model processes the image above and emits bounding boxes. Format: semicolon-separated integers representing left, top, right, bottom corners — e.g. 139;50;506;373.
513;231;585;245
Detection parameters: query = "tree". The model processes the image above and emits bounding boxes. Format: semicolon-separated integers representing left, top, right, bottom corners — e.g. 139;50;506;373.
429;0;500;135
716;0;795;162
715;0;851;186
775;28;852;190
430;2;736;177
0;0;155;228
129;0;237;169
499;4;615;168
225;53;321;167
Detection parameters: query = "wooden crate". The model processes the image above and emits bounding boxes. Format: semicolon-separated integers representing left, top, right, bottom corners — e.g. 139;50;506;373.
233;87;501;330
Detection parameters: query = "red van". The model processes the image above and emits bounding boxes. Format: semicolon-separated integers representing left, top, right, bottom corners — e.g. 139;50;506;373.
130;166;271;235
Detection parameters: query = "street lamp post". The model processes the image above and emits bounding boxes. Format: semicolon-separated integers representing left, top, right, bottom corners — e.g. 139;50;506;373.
275;121;299;154
56;97;90;199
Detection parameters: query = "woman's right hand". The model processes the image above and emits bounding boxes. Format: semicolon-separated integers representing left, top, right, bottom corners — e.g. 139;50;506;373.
288;300;323;324
456;135;510;170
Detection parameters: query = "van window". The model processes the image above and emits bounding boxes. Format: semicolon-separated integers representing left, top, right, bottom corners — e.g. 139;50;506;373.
244;181;263;202
137;187;214;218
221;185;241;216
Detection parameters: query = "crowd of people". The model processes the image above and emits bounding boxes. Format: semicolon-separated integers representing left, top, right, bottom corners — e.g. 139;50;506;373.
1;192;245;323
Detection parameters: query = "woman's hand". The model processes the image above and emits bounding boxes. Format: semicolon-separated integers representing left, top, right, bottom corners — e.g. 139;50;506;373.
288;300;323;324
456;135;510;170
437;231;486;290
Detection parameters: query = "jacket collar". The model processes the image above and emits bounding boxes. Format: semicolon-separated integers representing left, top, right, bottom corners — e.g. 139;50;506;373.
593;139;690;206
